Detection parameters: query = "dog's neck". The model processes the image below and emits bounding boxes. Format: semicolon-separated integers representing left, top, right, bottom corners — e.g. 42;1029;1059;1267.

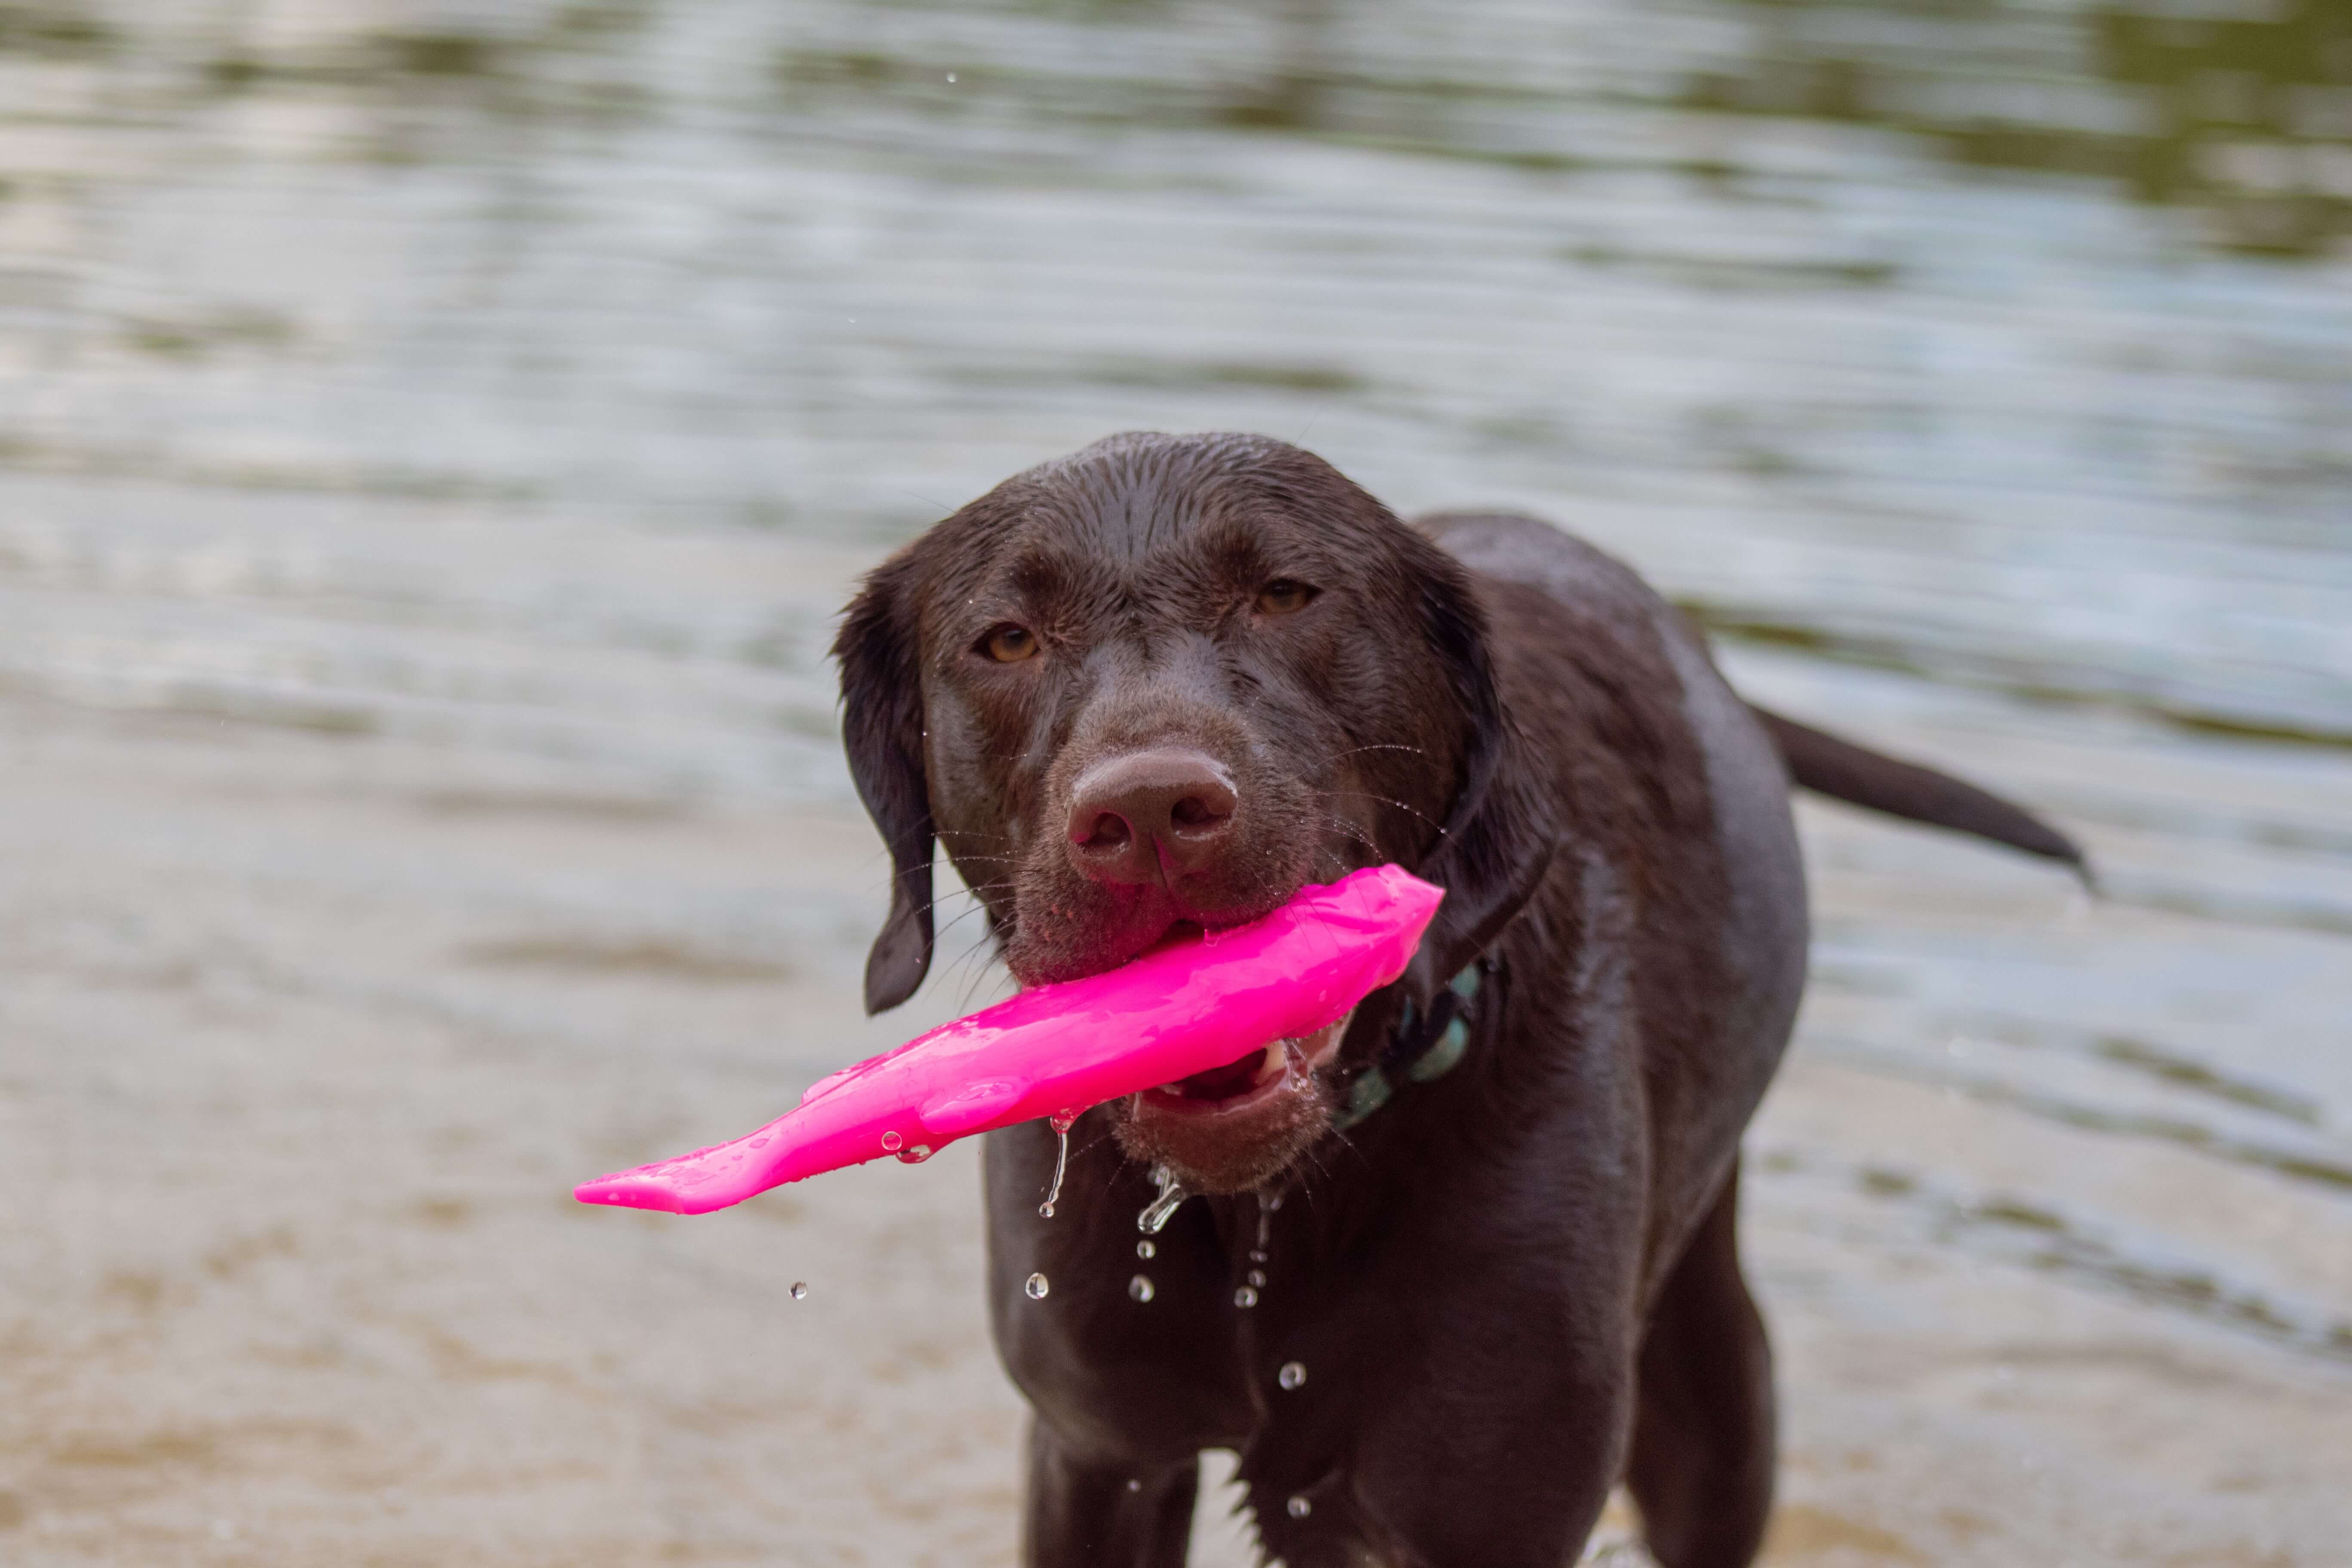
1331;952;1498;1130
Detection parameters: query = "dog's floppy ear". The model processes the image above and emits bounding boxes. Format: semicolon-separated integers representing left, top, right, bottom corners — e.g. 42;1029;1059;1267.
1403;548;1556;1002
833;553;934;1014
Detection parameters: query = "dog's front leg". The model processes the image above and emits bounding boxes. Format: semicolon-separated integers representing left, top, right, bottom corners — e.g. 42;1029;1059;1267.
1022;1416;1199;1568
1241;1372;1628;1568
1239;1250;1637;1568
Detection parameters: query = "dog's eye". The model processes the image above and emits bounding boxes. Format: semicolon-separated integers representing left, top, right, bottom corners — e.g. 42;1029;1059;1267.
982;624;1039;663
1255;579;1318;616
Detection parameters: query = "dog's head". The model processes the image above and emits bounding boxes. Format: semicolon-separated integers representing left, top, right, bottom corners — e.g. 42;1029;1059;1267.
834;432;1544;1194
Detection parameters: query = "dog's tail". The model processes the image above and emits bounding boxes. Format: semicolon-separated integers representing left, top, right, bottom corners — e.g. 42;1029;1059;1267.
1751;707;2093;888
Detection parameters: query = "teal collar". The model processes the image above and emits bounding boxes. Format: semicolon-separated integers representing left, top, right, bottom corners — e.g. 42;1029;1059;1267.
1332;955;1494;1131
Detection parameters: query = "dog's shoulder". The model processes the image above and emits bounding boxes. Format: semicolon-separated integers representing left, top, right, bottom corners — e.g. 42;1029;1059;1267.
1414;509;1663;628
1413;508;1720;720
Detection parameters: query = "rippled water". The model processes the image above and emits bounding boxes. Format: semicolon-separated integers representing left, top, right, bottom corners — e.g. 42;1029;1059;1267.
3;0;2348;1477
5;0;2347;719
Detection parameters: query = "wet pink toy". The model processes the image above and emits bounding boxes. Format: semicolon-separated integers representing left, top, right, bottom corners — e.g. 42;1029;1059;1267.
575;864;1443;1215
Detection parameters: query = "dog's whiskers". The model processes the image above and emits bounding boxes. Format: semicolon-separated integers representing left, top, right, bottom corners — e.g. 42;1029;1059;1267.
917;880;1014;919
1318;787;1446;835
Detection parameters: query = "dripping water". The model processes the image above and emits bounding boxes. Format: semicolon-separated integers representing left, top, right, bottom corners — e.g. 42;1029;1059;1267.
1137;1165;1186;1234
1038;1111;1076;1219
1240;1188;1274;1304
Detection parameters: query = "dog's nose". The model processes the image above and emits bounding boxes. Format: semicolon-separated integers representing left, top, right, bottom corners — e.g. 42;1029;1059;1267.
1066;749;1239;885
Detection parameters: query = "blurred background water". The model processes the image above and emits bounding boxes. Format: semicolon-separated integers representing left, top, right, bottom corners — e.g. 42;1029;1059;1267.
2;0;2349;1562
5;0;2348;750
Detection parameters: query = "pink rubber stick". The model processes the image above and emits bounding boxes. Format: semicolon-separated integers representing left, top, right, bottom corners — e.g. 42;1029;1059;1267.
574;864;1443;1215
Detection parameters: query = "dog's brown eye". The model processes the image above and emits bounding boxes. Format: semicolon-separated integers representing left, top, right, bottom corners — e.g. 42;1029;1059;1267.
1256;580;1317;616
983;624;1038;663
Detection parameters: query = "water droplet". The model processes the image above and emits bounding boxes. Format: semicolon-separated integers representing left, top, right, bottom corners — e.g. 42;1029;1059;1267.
1124;1478;1141;1493
1039;1117;1071;1217
880;1131;903;1152
1247;1269;1267;1287
1024;1272;1049;1300
897;1144;932;1164
1278;1361;1306;1390
945;71;958;83
1286;1494;1311;1519
1249;1248;1268;1265
1137;1165;1187;1234
749;1136;769;1148
1128;1274;1155;1302
789;1281;808;1301
1233;1285;1258;1308
1135;1239;1156;1260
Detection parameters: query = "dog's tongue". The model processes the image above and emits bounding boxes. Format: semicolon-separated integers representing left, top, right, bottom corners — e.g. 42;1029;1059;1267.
574;864;1444;1215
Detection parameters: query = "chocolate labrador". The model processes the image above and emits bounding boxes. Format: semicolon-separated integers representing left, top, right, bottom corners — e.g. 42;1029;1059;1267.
832;432;2083;1568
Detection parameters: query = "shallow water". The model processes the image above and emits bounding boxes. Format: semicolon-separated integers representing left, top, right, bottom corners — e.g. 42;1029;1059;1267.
2;0;2347;1560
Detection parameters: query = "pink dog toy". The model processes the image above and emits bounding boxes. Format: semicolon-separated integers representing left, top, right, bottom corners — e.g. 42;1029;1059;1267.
575;864;1443;1215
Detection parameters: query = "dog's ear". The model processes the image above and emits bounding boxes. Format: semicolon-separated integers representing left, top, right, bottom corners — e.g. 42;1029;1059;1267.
833;553;935;1014
1403;548;1556;1002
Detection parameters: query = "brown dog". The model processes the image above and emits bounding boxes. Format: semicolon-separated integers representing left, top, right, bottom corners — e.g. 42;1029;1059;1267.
833;432;2082;1568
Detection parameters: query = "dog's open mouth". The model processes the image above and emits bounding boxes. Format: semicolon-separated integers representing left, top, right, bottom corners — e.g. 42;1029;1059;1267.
1115;1015;1351;1193
1138;1019;1349;1118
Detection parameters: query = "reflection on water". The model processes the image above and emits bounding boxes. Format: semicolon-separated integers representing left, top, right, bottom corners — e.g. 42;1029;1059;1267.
2;0;2347;1375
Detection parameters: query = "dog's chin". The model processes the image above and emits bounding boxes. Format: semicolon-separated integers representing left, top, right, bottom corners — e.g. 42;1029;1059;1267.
1109;1016;1348;1196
